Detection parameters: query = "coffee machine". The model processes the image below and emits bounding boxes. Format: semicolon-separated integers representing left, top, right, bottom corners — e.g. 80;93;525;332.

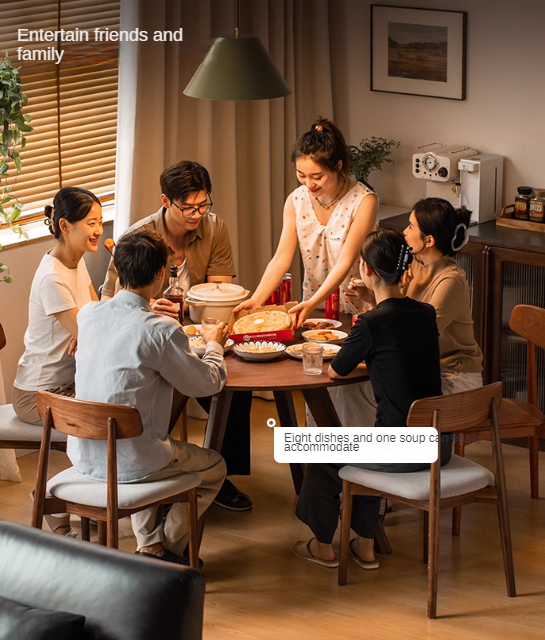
412;144;503;224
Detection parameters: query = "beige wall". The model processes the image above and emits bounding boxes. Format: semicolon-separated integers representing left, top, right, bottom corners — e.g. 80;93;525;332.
337;0;545;209
0;222;113;403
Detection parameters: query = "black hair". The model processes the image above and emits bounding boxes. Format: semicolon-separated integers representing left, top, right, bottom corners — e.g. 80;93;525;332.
114;229;168;289
291;116;350;178
44;186;101;239
412;197;471;257
360;229;412;285
160;160;212;204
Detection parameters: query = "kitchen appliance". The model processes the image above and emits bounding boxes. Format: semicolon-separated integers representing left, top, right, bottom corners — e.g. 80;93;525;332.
184;281;250;324
458;154;504;224
412;143;477;207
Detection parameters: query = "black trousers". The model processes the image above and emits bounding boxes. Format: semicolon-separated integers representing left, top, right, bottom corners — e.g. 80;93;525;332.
197;391;252;476
296;441;453;544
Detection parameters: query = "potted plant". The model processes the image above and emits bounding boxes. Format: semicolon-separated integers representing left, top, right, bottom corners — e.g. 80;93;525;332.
349;136;400;191
0;57;33;283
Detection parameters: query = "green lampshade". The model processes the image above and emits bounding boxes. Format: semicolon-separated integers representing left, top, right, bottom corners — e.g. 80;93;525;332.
184;35;291;101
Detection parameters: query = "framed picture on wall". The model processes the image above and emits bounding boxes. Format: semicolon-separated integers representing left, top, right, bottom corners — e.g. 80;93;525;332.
371;5;467;100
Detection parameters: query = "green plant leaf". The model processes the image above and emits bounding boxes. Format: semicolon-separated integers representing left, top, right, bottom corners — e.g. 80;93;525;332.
3;275;14;283
20;137;26;148
24;113;32;122
17;123;33;133
13;155;21;172
0;265;7;271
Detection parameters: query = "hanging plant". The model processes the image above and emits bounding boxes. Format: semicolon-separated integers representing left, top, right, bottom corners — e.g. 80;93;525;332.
348;136;400;191
0;57;33;283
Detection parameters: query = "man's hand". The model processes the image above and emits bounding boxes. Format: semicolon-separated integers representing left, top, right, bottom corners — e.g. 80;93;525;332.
152;298;181;319
200;321;229;347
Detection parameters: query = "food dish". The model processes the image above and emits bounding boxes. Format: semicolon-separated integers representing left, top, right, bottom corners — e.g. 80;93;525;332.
233;341;287;361
189;336;234;356
302;329;348;345
301;318;342;330
286;343;341;360
183;324;201;335
233;310;292;334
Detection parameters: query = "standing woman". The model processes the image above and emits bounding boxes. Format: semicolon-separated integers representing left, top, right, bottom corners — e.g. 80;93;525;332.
13;186;102;424
403;198;483;393
235;117;378;325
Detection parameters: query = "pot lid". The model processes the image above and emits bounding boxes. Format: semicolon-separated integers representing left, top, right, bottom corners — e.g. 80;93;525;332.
187;281;248;302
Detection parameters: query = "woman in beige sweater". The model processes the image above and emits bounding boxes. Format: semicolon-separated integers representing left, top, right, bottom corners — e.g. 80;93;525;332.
403;197;483;393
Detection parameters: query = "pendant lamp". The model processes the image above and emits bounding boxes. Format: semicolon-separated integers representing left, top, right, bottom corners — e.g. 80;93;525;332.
183;0;291;100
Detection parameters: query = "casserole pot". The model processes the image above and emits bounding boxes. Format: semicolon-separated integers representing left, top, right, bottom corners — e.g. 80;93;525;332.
185;281;250;324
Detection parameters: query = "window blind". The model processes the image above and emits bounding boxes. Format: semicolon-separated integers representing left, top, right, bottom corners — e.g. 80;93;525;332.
0;0;120;220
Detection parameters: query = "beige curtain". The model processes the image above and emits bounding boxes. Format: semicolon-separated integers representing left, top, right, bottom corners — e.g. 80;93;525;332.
116;0;346;295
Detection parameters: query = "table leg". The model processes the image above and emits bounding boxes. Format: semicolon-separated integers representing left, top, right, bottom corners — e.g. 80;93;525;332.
273;390;304;494
203;390;234;452
301;388;343;428
169;390;190;434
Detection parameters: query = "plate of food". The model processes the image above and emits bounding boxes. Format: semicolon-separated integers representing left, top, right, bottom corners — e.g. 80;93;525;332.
286;343;341;360
189;336;234;356
183;324;202;336
301;318;342;330
302;329;348;345
232;310;293;334
233;341;287;361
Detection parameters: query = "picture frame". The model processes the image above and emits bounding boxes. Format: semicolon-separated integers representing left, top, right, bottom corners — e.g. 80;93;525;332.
371;5;467;100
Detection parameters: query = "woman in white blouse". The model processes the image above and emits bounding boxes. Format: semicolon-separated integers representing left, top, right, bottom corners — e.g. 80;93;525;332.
235;117;378;326
13;186;103;425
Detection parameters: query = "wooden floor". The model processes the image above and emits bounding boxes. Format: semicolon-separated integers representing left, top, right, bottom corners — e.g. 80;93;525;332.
1;394;545;639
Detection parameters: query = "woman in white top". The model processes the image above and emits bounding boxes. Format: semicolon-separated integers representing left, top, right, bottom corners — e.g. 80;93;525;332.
13;186;103;424
235;117;378;326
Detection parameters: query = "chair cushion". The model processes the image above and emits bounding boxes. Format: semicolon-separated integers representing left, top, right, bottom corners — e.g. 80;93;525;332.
339;455;494;500
0;404;67;442
47;468;202;509
0;594;85;640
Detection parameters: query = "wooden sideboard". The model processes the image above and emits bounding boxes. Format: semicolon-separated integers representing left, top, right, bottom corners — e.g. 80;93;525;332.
381;214;545;418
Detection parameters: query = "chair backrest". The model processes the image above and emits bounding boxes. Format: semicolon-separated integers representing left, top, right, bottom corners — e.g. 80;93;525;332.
36;391;143;440
510;304;545;351
0;323;5;351
407;382;503;433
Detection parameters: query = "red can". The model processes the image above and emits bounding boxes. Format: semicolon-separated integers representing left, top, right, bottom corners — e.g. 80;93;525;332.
352;314;359;326
264;291;277;306
279;272;292;304
325;288;340;320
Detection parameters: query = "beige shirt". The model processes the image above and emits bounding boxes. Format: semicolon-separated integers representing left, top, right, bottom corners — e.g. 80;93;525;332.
101;207;236;298
407;255;483;373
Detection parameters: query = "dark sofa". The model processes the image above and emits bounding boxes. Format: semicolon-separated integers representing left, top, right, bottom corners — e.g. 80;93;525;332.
0;521;205;640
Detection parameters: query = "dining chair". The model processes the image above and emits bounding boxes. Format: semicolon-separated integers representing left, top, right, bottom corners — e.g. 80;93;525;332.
32;391;202;568
0;323;67;456
451;304;545;535
337;382;516;619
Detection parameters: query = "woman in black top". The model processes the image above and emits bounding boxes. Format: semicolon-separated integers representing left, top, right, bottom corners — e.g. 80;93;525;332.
294;229;451;570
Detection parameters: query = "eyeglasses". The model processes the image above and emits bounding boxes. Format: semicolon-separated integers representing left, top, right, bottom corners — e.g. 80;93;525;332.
171;199;213;218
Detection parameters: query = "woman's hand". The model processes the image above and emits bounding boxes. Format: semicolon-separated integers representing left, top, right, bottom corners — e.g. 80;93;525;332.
67;337;78;357
152;298;180;319
346;278;376;306
398;267;414;296
233;298;261;314
288;300;315;328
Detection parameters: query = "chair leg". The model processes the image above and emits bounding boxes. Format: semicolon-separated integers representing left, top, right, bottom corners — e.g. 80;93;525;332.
106;517;118;549
97;520;107;546
187;488;199;569
452;439;465;536
374;521;392;555
529;435;539;499
338;480;353;586
427;504;440;619
497;504;516;597
81;517;90;542
422;511;429;564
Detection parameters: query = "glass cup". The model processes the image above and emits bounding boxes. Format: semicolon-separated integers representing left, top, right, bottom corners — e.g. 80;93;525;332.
302;342;323;375
202;317;220;327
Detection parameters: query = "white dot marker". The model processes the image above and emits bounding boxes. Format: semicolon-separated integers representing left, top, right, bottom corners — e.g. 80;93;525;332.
267;418;277;427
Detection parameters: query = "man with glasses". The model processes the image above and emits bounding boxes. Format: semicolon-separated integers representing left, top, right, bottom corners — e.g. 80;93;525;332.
101;160;253;512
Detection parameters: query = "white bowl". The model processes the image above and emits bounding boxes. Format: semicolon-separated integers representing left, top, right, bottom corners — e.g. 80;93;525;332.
300;318;342;330
183;324;202;336
189;337;234;357
286;343;341;360
302;329;348;345
233;341;286;361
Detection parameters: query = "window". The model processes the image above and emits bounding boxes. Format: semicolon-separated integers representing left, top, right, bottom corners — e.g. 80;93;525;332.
0;0;120;221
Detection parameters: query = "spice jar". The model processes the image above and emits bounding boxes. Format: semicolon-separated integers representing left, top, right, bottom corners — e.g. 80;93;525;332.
529;189;545;223
514;186;533;220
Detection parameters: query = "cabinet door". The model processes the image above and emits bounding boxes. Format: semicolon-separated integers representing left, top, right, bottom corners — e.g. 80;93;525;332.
456;242;489;380
490;247;545;412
